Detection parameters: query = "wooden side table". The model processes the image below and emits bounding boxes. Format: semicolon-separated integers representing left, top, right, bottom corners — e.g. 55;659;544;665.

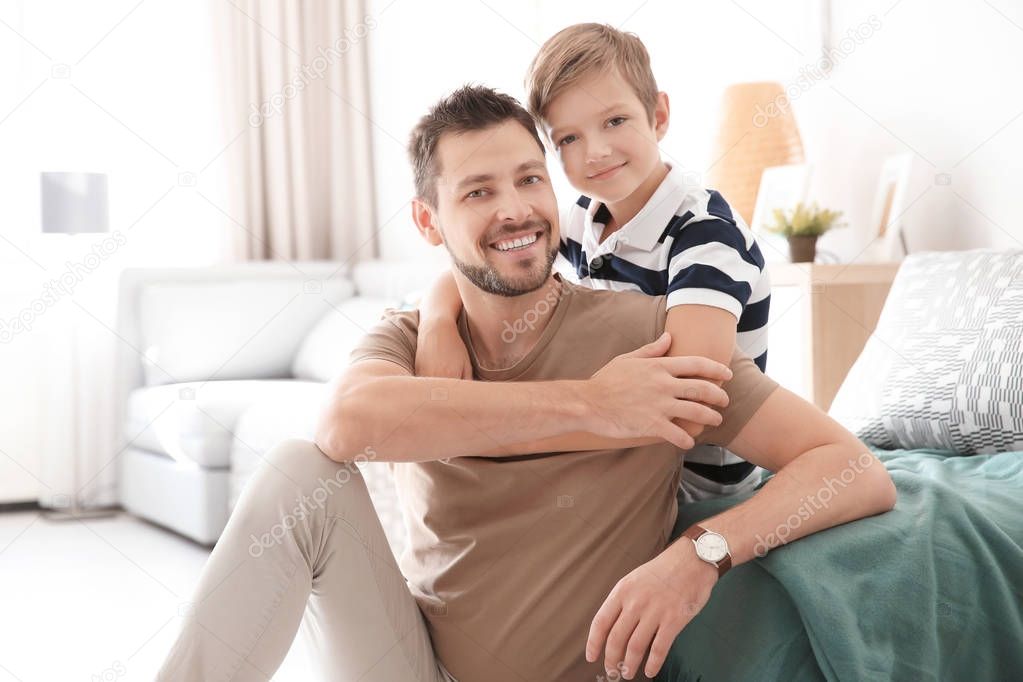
766;262;901;411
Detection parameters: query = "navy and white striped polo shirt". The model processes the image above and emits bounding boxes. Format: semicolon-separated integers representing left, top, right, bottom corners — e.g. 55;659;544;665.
556;163;771;372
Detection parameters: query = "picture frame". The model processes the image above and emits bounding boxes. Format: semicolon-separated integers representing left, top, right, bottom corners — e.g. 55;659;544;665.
865;152;915;261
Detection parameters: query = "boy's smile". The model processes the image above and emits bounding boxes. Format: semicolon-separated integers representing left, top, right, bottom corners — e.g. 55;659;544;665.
587;161;628;181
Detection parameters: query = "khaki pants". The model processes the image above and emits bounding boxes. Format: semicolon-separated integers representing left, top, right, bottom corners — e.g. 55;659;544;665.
157;438;457;682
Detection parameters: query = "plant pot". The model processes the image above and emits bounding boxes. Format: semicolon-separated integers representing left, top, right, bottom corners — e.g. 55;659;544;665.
788;235;819;263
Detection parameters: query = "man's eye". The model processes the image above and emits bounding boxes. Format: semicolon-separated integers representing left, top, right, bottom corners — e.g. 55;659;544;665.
466;189;486;199
521;175;542;185
607;116;627;127
558;134;577;147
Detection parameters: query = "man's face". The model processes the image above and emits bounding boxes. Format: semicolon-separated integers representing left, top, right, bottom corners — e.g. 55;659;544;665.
544;67;667;206
430;120;560;297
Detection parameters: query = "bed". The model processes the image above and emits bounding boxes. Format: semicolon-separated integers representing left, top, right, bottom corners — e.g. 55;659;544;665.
658;447;1023;681
659;250;1023;681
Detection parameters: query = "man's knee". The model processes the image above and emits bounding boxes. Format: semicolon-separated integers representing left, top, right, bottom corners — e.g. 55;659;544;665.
258;438;373;506
264;437;335;472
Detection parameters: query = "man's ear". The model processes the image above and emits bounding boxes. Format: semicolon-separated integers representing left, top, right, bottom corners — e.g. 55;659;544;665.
653;91;670;141
411;198;444;246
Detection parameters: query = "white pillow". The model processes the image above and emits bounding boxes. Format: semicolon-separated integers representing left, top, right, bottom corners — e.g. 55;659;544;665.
829;249;1023;454
351;259;448;299
139;277;354;385
291;297;398;382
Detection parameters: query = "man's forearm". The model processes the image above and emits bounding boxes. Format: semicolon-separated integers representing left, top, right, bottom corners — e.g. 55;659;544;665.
685;440;896;566
477;431;663;457
325;375;589;462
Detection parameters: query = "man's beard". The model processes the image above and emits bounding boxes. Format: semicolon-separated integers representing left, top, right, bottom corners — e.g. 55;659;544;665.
444;219;558;297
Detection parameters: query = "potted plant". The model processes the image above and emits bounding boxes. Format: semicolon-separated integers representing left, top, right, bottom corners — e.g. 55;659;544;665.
766;202;845;263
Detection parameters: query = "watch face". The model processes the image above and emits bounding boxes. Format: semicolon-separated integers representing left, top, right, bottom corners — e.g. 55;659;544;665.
695;532;728;562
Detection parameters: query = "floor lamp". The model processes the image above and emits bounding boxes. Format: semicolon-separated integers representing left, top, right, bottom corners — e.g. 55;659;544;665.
39;171;118;522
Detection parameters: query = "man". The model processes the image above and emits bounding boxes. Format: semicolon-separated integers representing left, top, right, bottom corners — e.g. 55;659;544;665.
157;86;895;682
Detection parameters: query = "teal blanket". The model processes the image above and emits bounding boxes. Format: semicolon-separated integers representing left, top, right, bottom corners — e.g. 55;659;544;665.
658;448;1023;681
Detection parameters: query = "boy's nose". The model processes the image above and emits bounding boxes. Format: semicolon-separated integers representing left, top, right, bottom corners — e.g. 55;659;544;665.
585;141;613;165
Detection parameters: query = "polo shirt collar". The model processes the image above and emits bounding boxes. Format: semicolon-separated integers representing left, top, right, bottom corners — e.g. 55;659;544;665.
583;163;692;253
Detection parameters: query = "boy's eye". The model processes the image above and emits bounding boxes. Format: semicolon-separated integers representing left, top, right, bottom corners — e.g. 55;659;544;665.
558;134;577;147
607;116;627;128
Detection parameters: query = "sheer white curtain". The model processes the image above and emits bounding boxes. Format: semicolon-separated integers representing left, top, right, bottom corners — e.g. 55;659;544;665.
211;0;379;263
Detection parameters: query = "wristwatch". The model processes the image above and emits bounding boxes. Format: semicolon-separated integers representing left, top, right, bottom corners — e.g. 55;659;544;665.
683;524;732;578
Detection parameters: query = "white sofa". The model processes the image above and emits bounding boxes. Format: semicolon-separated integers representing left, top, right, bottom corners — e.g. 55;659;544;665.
114;259;445;549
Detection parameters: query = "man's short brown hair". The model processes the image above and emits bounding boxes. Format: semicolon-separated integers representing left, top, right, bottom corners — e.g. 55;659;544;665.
526;23;659;124
408;85;545;206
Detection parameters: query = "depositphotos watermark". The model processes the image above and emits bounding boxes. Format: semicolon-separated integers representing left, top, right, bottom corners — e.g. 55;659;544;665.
248;446;377;557
248;15;378;127
90;660;126;682
596;661;630;682
752;451;877;558
500;279;568;344
0;230;127;344
753;15;883;128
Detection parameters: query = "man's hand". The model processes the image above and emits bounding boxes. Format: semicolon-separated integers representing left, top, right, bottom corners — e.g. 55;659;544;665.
415;319;473;379
586;538;718;679
583;332;732;450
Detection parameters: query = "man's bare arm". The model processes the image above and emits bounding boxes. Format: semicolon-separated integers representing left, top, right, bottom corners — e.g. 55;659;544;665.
588;386;898;678
694;386;897;564
475;432;662;457
314;333;733;463
477;307;737;458
315;359;586;463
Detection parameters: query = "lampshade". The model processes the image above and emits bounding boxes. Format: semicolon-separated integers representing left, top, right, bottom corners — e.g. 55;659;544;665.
705;82;805;225
40;172;110;234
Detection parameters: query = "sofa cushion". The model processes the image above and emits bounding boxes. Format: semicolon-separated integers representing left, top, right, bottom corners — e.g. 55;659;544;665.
830;249;1023;454
125;379;326;467
290;297;397;382
120;446;231;545
229;386;408;557
351;259;447;300
228;384;325;506
138;277;354;386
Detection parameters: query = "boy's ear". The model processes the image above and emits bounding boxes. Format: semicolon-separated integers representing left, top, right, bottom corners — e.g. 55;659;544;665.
653;91;670;141
411;198;444;246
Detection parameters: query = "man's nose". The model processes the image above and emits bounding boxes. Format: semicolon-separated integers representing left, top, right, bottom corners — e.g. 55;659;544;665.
495;188;531;223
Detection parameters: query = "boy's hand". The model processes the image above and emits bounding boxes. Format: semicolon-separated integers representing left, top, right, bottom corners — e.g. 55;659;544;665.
415;320;473;380
583;332;731;450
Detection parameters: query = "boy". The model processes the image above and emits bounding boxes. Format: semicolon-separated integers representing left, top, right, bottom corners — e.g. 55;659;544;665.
415;23;771;502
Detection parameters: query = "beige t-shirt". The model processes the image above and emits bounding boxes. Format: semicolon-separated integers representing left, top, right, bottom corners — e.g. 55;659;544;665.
349;276;778;682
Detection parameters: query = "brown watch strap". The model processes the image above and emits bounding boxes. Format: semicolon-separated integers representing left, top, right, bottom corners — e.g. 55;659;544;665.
683;524;732;578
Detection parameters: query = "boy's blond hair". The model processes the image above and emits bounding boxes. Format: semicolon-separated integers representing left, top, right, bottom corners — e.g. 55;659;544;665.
526;23;659;125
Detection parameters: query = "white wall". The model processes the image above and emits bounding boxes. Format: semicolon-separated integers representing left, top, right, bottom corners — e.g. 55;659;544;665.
0;0;234;504
0;0;232;269
365;0;544;265
367;0;1023;261
798;0;1023;258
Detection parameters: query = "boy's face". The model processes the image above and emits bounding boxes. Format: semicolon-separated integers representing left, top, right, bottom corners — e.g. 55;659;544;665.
544;68;669;206
417;120;560;297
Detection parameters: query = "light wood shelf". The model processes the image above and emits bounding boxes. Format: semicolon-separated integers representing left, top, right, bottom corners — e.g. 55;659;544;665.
767;262;901;411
